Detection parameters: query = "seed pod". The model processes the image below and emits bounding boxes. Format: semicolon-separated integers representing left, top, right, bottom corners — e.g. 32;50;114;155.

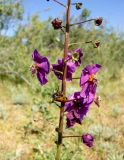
51;18;62;29
76;3;83;10
94;17;103;26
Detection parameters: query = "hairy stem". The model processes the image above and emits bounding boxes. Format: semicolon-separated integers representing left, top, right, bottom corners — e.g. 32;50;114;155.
55;0;71;160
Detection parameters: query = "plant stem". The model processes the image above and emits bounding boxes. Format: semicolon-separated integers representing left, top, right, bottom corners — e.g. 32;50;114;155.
70;18;95;26
63;135;82;138
52;0;66;8
55;0;71;160
69;40;92;46
72;77;80;79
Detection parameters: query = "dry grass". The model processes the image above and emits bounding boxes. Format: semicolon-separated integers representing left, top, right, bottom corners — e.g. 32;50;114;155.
0;76;124;160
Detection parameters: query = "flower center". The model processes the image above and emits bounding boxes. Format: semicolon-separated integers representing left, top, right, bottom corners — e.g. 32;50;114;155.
72;52;79;61
31;63;39;74
89;74;95;82
74;99;82;108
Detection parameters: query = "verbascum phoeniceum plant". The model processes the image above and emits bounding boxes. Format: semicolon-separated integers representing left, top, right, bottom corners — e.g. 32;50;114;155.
31;0;103;159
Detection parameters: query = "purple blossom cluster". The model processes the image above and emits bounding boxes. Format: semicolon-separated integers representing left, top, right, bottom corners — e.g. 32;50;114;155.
65;63;101;128
31;49;101;147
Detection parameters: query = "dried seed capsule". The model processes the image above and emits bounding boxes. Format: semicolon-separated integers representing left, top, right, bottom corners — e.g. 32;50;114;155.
51;18;62;29
94;17;103;26
76;3;83;10
93;41;100;48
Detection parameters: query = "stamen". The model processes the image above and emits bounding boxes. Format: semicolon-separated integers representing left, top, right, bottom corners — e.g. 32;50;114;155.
30;63;39;74
89;74;95;82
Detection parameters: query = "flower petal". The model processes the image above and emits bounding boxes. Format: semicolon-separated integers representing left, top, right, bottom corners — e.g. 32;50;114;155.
67;61;76;73
83;64;101;75
32;50;43;63
37;71;48;85
66;111;81;128
91;64;101;74
66;71;73;81
52;58;76;81
37;57;50;74
52;63;63;80
80;74;89;86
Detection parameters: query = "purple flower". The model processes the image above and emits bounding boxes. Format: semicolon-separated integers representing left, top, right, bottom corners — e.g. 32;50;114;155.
31;50;50;85
80;64;101;98
66;110;82;128
64;92;92;128
52;48;83;81
52;58;76;81
81;133;94;147
67;48;83;66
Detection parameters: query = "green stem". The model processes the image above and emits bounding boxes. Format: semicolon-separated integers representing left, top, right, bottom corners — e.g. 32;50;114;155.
55;0;71;160
63;135;82;138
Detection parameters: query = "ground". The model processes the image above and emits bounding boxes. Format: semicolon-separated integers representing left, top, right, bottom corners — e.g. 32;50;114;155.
0;77;124;160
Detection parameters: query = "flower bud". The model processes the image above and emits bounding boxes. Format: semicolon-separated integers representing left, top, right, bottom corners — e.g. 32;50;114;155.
81;133;94;147
94;17;103;26
93;41;100;48
76;3;83;10
51;18;62;29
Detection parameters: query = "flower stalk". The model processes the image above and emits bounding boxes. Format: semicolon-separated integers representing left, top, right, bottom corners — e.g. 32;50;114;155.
31;0;103;158
70;18;95;26
69;40;92;46
63;135;82;138
55;0;71;160
51;0;66;8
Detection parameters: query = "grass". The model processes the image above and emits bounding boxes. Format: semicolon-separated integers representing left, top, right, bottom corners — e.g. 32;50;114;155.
0;73;124;160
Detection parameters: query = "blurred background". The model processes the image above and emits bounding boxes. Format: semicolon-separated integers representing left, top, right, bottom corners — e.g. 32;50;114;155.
0;0;124;159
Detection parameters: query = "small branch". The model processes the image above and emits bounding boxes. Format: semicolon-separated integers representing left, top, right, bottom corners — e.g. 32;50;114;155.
63;135;82;138
70;18;95;26
69;40;92;46
72;77;80;79
52;0;66;8
71;3;77;5
64;57;72;63
52;101;61;108
61;28;65;33
55;0;71;160
54;97;84;103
